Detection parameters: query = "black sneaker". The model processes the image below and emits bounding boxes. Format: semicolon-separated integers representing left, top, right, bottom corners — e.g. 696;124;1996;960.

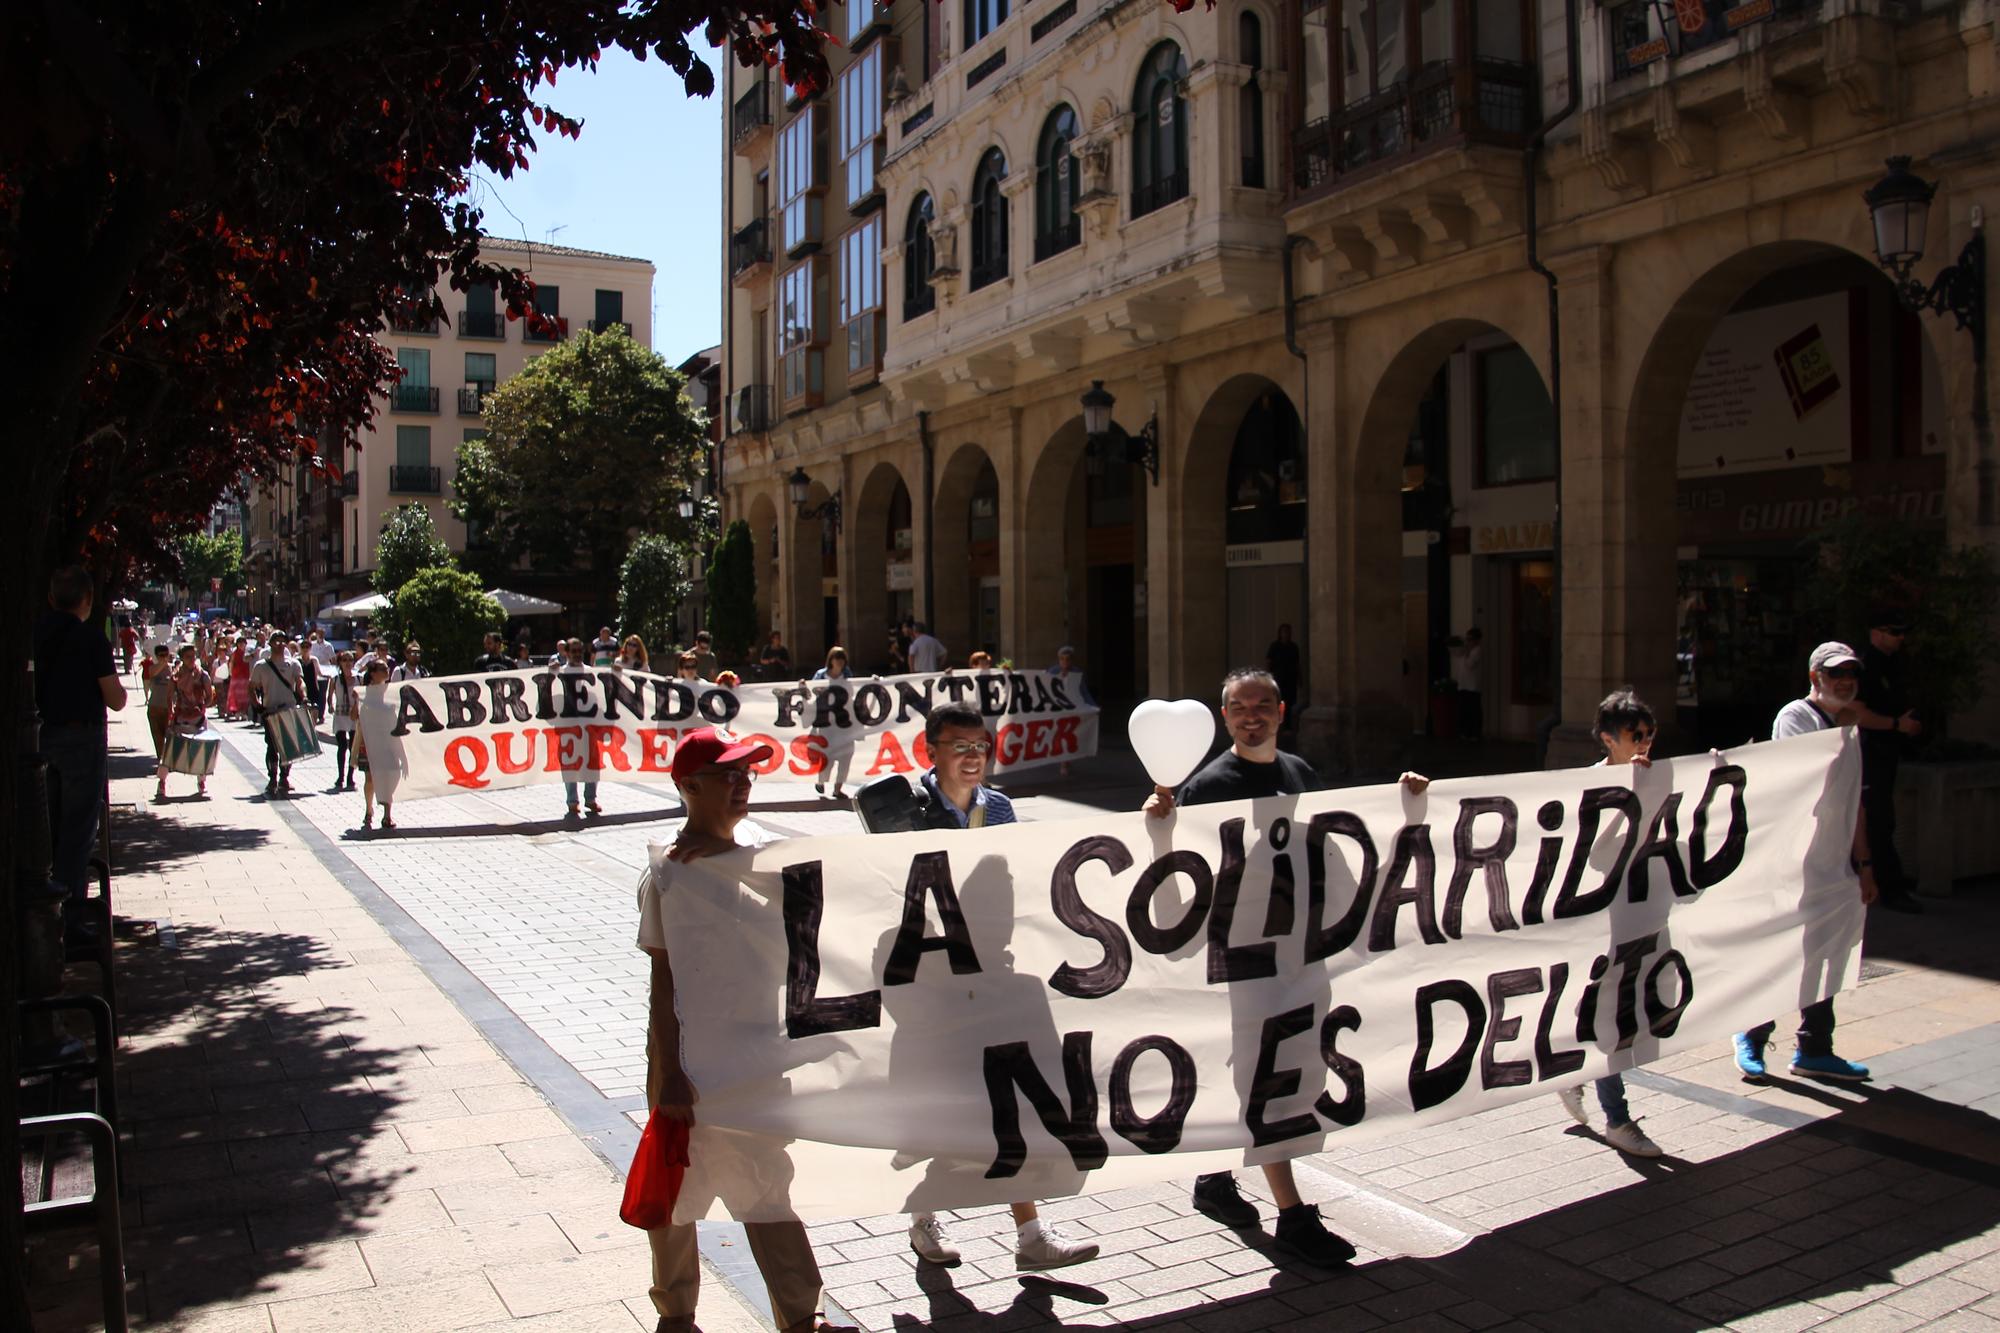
1273;1203;1356;1267
1191;1172;1260;1228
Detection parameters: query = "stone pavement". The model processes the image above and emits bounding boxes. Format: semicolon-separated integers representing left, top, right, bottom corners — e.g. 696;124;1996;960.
27;703;2000;1331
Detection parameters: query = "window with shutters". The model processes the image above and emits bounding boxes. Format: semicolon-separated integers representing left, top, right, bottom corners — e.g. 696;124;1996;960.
778;107;827;255
778;256;829;409
840;216;885;382
838;43;888;211
1033;107;1080;261
1132;43;1189;218
903;194;936;321
969;148;1008;291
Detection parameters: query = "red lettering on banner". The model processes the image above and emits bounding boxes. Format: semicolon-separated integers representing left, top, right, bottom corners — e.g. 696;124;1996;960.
996;723;1023;765
867;732;916;775
494;731;536;775
589;725;631;773
544;726;587;772
1023;719;1051;762
911;733;931;768
789;734;827;776
638;728;676;773
444;736;491;788
1052;715;1081;756
742;734;786;775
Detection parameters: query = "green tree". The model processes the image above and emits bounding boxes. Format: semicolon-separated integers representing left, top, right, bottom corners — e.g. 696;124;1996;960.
174;530;243;596
707;518;758;666
619;534;691;663
451;327;706;625
393;567;504;675
374;503;457;596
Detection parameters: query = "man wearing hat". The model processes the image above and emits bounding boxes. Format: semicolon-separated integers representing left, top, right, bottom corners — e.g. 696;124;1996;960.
1731;642;1879;1083
634;727;852;1333
1858;612;1924;913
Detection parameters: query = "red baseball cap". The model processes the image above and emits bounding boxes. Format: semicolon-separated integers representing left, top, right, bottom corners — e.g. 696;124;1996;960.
670;726;774;782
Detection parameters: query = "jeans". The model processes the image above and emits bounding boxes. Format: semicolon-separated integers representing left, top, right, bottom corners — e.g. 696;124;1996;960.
1594;1074;1630;1129
1746;999;1836;1059
564;780;597;808
42;722;108;924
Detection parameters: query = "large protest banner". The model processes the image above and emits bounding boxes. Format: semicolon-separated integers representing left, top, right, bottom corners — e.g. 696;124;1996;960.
356;667;1097;803
656;730;1864;1223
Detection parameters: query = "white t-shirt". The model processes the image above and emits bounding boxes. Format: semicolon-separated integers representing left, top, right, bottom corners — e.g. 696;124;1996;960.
1773;698;1835;740
636;820;777;954
249;657;303;708
908;633;947;673
1451;643;1483;692
309;639;336;667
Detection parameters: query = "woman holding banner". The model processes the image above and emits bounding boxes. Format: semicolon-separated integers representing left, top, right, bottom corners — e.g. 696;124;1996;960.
809;646;857;800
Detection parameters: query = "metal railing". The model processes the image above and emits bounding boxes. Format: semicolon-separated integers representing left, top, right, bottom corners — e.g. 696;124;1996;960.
586;319;632;335
458;310;505;339
731;218;773;276
1033;219;1080;262
523;315;568;343
735;383;774;433
389;310;437;334
1292;59;1537;193
732;81;771;146
392;384;440;413
457;387;489;415
1131;167;1189;219
388;464;441;494
339;470;358;498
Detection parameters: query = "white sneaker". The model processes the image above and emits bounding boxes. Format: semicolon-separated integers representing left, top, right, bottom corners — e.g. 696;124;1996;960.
1555;1086;1589;1127
908;1214;961;1265
1015;1220;1100;1272
1604;1120;1663;1158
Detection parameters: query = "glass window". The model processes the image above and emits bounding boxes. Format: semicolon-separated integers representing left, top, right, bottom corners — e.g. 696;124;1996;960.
532;285;560;318
778;108;825;253
1340;0;1406;104
394;425;431;467
1239;14;1266;188
1132;43;1189;217
844;0;882;45
465;283;496;315
1477;344;1556;485
970;148;1008;290
969;462;1000;542
397;347;430;386
1476;0;1525;61
1035;107;1080;259
779;258;828;406
463;352;496;390
838;44;884;208
1419;0;1453;66
840;216;884;376
904;194;936;318
1302;0;1332;126
964;0;1008;48
594;289;624;328
1225;392;1307;544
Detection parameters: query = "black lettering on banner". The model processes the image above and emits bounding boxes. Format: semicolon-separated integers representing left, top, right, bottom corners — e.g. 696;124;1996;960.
1443;796;1519;938
1006;673;1033;715
1690;765;1749;889
1209;819;1277;982
1522;800;1566;925
782;862;883;1039
1048;677;1074;709
811;685;853;730
487;674;532;723
559;671;599;719
532;671;559;720
1263;818;1297;939
1627;793;1695;901
937;675;976;707
1645;950;1694;1037
652;682;700;723
1049;837;1136;999
976;673;1007;716
1109;1036;1198;1153
1411;980;1483;1111
1368;825;1445;951
1126;851;1214;955
597;671;645;721
894;677;936;722
883;851;983;985
1551;788;1641;920
439;679;487;729
1304;811;1378;962
1574;954;1609;1044
773;685;812;728
1246;1005;1321;1147
391;685;446;736
1030;675;1057;713
1481;968;1542;1089
854;682;893;726
1535;962;1587;1079
1316;1005;1366;1126
696;688;740;724
983;1033;1108;1178
1610;934;1660;1051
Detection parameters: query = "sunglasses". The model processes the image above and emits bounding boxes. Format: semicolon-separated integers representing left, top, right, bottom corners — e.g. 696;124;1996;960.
1820;666;1861;680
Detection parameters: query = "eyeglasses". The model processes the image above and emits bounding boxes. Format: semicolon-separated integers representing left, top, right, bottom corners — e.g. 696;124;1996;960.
695;767;756;786
946;740;992;756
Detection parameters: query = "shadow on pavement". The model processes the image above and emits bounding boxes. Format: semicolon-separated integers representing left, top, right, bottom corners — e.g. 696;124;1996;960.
100;803;272;877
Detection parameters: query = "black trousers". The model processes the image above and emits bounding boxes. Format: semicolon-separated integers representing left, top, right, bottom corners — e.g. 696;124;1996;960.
1864;786;1907;893
1747;999;1835;1058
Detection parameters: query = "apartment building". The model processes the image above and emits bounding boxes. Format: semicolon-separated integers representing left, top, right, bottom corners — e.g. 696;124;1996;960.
720;0;1995;771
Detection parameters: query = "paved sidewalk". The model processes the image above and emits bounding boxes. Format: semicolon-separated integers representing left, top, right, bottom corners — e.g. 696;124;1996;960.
28;702;2000;1332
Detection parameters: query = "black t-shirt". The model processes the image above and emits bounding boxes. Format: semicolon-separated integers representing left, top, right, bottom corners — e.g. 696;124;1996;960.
473;652;516;674
760;643;792;668
1177;749;1322;806
1859;642;1910;781
35;610;115;728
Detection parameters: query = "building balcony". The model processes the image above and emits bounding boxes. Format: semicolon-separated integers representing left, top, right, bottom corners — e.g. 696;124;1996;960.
524;315;568;344
1033;219;1081;263
732;81;772;153
393;383;440;413
458;386;490;415
458;310;506;339
389;464;441;494
730;218;773;283
1132;168;1190;220
389;309;438;335
1292;59;1536;199
340;470;358;498
734;383;774;434
586;319;632;335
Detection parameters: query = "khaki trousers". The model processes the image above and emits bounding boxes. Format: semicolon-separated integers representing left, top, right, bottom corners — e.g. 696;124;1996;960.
645;953;823;1330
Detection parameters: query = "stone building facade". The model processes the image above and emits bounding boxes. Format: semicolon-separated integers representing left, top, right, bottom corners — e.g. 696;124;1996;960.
718;0;1996;773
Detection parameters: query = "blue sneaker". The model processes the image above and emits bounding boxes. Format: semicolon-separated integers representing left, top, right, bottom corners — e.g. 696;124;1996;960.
1732;1033;1767;1082
1791;1052;1870;1082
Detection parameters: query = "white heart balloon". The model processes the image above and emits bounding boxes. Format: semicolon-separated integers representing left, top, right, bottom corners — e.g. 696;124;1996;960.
1128;698;1217;790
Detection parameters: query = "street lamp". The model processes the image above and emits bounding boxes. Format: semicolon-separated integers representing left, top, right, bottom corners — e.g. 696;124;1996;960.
677;494;696;520
1080;380;1160;485
1864;156;1985;341
788;466;842;532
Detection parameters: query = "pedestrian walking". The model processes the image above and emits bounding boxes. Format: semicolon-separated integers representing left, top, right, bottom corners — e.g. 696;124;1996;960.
1452;628;1485;741
558;641;601;816
636;726;857;1333
619;634;651;672
673;651;705;685
1731;642;1879;1083
142;644;174;761
1265;623;1301;722
1857;611;1923;913
906;623;947;674
35;566;129;946
901;702;1102;1273
225;636;252;720
1048;645;1092;776
159;644;217;801
327;651;359;791
1553;689;1666;1158
809;646;856;800
757;630;792;678
249;633;309;796
514;637;535;669
690;630;719;681
590;625;620;665
354;658;394;829
305;627;335;721
389;641;428;682
473;632;516;674
118;619;139;675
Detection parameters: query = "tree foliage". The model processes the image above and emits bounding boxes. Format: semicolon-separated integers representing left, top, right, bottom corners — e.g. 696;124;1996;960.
452;327;708;623
174;530;244;595
707;519;759;666
393;567;504;676
374;504;458;597
619;534;692;662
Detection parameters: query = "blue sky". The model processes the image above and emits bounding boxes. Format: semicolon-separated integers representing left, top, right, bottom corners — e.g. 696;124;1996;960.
466;46;728;365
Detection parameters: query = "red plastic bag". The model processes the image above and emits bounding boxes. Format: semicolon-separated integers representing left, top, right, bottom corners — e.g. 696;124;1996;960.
619;1108;691;1230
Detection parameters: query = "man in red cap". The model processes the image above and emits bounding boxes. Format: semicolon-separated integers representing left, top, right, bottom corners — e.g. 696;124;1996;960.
634;726;851;1333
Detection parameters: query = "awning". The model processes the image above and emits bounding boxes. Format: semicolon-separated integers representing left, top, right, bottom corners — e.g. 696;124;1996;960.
486;588;564;615
325;591;390;615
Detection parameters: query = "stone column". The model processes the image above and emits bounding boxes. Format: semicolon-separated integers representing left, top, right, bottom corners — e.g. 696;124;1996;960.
1140;364;1188;696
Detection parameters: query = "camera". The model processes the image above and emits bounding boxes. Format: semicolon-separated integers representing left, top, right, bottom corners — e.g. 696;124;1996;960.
854;772;933;834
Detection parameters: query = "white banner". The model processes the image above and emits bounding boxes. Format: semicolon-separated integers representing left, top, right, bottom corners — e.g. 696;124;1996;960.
356;667;1098;804
659;730;1864;1222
